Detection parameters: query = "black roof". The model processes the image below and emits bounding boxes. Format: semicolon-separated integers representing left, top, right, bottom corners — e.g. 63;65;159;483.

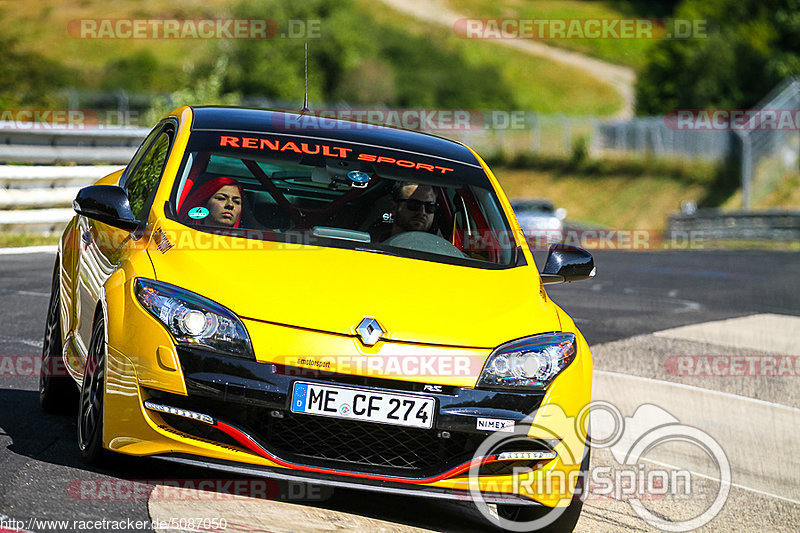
190;107;482;168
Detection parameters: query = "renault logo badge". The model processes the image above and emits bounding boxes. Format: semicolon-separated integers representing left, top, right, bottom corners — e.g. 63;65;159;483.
356;317;384;346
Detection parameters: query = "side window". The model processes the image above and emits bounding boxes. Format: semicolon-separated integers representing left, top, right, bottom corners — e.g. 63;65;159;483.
123;125;164;184
127;129;172;220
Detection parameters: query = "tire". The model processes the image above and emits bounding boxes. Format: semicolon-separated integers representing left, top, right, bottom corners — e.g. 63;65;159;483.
77;314;109;465
40;264;76;413
496;447;590;533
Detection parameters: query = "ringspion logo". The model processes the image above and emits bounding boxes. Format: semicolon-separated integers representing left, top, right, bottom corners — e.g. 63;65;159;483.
470;402;730;532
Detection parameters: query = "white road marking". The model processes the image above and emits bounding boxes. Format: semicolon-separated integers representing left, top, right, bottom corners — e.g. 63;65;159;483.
594;369;800;502
0;336;42;348
595;370;800;413
15;290;49;297
672;298;702;312
0;245;57;255
654;313;800;355
629;454;800;506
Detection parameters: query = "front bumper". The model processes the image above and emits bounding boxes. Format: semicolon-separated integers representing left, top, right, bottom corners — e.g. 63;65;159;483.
149;347;548;478
105;345;588;506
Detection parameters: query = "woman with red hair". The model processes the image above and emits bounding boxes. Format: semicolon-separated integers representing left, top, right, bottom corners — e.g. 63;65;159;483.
178;176;243;228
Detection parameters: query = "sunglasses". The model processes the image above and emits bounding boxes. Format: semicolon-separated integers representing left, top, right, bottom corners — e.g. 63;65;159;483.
399;198;439;214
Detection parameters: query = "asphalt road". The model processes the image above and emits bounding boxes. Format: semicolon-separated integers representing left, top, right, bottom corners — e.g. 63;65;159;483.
538;249;800;345
0;249;798;532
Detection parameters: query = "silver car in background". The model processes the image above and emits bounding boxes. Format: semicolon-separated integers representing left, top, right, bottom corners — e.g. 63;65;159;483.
510;198;567;245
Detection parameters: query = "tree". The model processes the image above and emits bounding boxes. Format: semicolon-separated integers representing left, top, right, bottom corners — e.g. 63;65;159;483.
635;0;800;114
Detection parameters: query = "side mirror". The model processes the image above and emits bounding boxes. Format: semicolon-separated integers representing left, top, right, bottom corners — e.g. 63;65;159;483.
541;243;596;284
73;185;140;231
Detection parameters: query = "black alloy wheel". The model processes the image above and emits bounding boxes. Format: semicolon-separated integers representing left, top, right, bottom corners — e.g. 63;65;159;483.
78;314;108;465
40;263;76;412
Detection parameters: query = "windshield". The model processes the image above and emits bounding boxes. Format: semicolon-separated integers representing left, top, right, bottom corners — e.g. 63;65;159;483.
513;201;554;214
167;131;521;267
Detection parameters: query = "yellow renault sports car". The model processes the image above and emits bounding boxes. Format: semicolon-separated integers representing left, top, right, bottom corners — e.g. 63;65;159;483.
41;106;595;531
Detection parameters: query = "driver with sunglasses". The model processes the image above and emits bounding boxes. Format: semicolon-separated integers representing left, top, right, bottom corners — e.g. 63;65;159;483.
390;181;439;237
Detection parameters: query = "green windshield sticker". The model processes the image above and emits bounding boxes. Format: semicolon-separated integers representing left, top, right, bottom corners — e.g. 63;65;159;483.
188;207;209;219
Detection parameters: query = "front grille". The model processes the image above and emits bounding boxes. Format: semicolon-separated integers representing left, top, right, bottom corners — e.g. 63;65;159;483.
253;411;476;476
145;386;549;479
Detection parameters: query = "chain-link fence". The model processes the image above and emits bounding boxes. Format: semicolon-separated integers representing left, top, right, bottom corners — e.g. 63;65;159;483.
591;117;736;162
738;77;800;210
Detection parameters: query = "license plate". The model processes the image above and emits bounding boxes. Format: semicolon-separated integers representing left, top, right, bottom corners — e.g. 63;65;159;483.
291;381;435;429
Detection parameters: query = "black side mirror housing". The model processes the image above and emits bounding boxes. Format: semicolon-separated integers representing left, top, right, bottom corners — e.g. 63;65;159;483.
73;185;140;231
541;243;596;284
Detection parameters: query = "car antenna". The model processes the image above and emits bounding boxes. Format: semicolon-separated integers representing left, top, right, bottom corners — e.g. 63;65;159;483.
300;42;310;115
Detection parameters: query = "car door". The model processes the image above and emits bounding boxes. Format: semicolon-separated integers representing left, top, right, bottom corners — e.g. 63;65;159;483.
71;120;176;370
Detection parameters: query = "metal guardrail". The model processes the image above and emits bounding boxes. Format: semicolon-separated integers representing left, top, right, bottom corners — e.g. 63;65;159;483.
0;165;124;233
0;126;144;233
667;209;800;242
0;125;147;164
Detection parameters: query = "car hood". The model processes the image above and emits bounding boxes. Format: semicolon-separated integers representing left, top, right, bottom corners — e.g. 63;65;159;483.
146;236;560;348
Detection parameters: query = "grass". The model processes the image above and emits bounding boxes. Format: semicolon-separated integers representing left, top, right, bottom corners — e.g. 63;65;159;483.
443;0;660;69
0;0;623;116
359;0;622;115
495;166;707;230
0;233;60;248
723;156;800;210
0;0;230;90
489;152;722;230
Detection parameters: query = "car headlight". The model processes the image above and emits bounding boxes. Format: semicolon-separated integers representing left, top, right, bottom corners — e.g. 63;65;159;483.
478;332;576;389
134;278;253;358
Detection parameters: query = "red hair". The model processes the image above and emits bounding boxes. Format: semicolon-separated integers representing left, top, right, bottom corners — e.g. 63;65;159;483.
178;176;243;227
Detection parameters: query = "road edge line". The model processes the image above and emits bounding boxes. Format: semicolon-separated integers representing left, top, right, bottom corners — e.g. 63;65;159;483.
0;245;58;255
595;370;800;413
